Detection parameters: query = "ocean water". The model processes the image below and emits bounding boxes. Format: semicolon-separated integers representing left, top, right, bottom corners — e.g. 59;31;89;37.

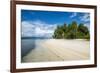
21;38;49;58
21;38;36;58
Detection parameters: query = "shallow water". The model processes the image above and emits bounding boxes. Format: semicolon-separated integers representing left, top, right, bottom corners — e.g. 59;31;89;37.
21;38;47;58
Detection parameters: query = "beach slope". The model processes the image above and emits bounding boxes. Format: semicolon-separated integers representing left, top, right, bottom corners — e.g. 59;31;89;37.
22;39;90;62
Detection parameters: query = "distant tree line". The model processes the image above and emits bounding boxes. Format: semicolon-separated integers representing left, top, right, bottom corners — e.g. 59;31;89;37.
53;21;90;40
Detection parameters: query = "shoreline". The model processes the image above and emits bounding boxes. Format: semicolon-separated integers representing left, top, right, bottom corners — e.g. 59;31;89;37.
22;39;90;62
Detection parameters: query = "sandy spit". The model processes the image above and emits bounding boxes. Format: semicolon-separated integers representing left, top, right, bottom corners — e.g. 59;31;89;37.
22;39;90;62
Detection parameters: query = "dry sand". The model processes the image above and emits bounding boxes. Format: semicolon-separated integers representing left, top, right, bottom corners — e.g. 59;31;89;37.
22;39;90;62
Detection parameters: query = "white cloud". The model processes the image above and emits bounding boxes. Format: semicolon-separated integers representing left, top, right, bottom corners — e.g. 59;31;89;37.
80;13;90;22
21;20;56;38
70;13;77;18
21;21;35;37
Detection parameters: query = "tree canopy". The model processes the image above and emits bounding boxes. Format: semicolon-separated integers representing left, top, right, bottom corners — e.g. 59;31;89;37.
53;21;90;39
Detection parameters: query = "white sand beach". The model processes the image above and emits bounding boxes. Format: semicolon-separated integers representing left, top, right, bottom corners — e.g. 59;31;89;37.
22;39;90;62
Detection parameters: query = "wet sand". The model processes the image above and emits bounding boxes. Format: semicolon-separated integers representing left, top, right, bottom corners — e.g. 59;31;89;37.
22;39;90;62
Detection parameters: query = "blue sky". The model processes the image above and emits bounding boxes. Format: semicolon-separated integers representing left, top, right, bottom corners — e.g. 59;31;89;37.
21;10;90;37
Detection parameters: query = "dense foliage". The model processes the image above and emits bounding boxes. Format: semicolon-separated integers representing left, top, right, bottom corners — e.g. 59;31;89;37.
53;21;90;39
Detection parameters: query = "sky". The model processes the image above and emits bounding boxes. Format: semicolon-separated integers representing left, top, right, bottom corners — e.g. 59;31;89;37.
21;9;90;38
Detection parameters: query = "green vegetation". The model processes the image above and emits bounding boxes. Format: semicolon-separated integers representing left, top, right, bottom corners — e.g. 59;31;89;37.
53;21;90;40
